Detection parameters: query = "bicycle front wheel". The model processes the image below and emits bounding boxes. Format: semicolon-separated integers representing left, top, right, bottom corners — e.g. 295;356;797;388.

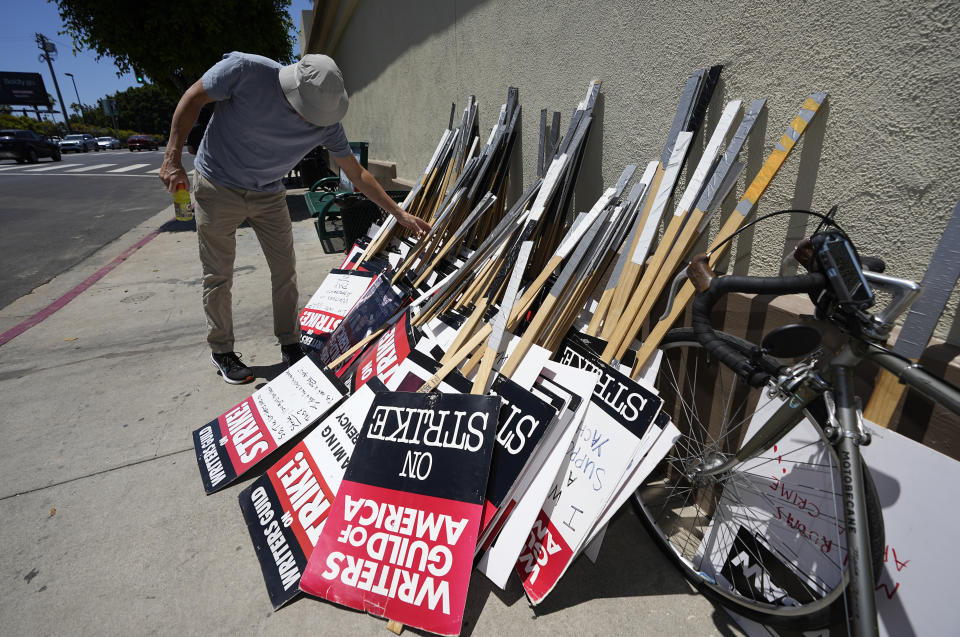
634;328;882;629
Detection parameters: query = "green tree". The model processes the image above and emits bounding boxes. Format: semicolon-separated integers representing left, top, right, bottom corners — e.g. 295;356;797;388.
52;0;295;95
113;84;179;135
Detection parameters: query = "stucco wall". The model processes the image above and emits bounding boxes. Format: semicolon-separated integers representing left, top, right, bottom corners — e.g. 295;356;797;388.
330;0;960;344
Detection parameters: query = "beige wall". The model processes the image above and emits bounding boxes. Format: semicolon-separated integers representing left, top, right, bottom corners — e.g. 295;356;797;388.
328;0;960;344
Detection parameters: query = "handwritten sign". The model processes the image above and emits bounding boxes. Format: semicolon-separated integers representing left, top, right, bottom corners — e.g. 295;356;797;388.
192;356;347;494
299;392;500;636
709;403;960;637
476;361;595;589
299;269;375;337
311;274;404;366
514;336;662;603
238;379;386;608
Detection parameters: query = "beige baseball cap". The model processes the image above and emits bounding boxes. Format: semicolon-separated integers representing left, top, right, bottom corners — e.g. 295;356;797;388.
278;54;349;126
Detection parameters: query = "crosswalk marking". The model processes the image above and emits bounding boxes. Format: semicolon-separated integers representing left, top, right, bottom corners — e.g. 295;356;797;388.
24;164;69;172
0;161;177;176
66;164;116;172
108;163;150;173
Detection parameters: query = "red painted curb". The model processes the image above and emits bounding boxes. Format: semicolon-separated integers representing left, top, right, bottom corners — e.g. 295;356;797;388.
0;228;162;348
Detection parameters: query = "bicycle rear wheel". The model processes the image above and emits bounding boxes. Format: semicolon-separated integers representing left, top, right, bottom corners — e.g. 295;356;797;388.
634;328;883;629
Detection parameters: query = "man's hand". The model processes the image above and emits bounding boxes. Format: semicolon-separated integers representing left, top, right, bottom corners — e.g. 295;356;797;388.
394;210;432;237
332;153;433;239
159;156;189;194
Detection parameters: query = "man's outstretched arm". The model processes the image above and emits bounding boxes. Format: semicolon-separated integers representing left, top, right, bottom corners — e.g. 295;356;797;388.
160;80;215;194
334;153;432;236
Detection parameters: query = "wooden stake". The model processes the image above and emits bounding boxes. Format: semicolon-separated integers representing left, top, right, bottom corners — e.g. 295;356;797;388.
500;211;610;377
417;324;492;393
600;164;665;338
508;187;616;329
585;169;656;336
601;100;745;360
863;199;960;426
631;93;829;376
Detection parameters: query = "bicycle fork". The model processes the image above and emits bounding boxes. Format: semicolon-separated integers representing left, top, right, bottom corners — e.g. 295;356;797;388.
829;366;879;637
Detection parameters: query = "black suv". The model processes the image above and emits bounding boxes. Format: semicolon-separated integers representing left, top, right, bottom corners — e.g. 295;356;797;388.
0;129;62;163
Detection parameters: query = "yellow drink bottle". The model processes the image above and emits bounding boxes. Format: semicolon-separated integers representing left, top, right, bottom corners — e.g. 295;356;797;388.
174;183;193;221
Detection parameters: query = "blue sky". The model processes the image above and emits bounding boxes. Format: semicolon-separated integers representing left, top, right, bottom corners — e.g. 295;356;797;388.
1;1;309;116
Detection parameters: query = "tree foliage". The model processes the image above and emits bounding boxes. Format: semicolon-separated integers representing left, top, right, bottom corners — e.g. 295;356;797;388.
52;0;295;95
73;84;179;135
2;83;179;139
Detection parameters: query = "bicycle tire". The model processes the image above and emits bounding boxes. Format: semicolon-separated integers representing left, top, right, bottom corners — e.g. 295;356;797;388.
633;327;883;629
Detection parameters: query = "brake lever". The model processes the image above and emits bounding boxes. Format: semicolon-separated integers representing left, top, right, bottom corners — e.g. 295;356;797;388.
658;268;691;322
658;256;726;322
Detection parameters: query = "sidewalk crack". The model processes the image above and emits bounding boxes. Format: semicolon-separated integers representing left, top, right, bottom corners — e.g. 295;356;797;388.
0;447;194;501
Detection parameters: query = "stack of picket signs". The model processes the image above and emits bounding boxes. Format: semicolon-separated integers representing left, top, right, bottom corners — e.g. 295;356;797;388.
192;65;838;635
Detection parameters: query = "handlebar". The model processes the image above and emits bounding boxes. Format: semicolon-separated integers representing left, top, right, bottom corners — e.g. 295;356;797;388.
688;253;827;387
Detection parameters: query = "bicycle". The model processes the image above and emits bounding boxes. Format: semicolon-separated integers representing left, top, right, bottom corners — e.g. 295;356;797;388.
631;211;960;636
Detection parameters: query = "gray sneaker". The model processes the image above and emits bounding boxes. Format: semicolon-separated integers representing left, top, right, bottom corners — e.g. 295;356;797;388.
211;351;254;384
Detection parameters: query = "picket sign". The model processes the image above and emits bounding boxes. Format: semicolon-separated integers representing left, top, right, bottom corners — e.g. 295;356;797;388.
309;274;405;366
422;315;463;352
480;374;562;534
693;397;960;637
632;92;829;376
513;335;663;603
350;309;418;391
580;353;665;563
598;99;743;357
386;350;473;394
863;199;960;427
599;64;720;338
601;98;766;361
238;379;387;608
476;360;596;589
192;356;347;494
299;392;501;636
587;163;658;336
298;269;377;337
586;412;678;547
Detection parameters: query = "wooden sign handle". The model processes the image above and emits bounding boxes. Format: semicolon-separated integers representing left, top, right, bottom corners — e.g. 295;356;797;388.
417;324;492;393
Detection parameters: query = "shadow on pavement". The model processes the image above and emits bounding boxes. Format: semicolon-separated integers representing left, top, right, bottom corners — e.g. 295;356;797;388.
403;506;746;637
252;362;288;388
156;193;312;234
158;217;197;233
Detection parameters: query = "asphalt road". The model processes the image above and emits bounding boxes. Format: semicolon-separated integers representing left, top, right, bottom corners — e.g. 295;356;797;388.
0;148;195;310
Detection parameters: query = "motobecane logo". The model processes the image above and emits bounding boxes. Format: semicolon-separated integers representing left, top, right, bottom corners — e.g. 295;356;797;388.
557;341;654;429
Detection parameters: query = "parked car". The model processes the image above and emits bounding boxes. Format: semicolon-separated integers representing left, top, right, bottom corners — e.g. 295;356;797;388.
127;135;159;151
0;129;62;163
97;136;121;150
59;133;100;153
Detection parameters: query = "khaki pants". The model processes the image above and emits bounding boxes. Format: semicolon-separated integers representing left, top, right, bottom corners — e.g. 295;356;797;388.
194;173;299;354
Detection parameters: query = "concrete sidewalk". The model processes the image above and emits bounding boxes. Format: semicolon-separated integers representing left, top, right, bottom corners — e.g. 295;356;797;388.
0;200;741;636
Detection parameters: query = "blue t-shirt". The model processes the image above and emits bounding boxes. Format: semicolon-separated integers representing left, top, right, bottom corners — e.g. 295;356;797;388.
195;52;351;192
